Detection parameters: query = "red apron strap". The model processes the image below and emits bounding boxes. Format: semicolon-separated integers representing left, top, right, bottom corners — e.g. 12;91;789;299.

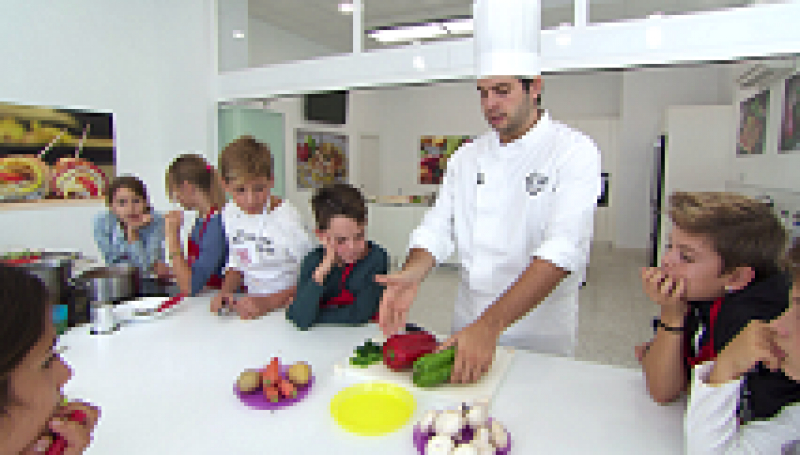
686;297;724;367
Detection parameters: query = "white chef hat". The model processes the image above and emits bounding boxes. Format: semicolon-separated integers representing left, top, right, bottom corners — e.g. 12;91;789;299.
474;0;542;78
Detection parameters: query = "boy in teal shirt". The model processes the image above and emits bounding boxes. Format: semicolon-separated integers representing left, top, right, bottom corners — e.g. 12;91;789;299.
287;183;389;329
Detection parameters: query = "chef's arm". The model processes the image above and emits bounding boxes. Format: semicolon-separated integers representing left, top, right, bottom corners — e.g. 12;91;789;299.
401;248;438;282
475;257;568;336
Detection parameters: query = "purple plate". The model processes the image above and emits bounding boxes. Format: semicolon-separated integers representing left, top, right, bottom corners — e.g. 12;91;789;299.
413;418;512;455
233;364;315;410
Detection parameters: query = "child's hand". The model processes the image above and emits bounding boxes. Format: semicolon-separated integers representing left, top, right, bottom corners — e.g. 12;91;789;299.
164;210;183;234
24;401;100;455
233;296;268;320
641;267;689;326
210;292;235;314
634;340;653;365
320;233;337;266
708;320;784;385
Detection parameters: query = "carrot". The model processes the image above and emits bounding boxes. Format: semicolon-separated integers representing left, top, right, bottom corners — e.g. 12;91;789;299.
263;384;280;403
277;379;297;399
261;357;281;386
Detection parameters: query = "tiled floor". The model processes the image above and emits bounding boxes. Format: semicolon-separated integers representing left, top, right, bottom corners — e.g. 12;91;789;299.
406;244;657;370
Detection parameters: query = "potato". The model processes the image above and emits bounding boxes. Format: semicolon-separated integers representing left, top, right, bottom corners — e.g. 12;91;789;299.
286;362;311;386
237;370;261;393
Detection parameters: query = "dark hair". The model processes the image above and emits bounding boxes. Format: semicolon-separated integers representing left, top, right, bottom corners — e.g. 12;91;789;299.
669;191;787;278
218;135;274;183
0;265;49;416
311;183;367;230
166;154;226;208
105;175;150;209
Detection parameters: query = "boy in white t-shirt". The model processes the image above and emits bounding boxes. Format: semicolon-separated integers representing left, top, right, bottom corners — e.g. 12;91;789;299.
211;135;313;320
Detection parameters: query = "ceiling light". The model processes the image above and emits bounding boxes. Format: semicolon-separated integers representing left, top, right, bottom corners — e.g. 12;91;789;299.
368;24;447;43
442;18;473;35
413;56;426;70
232;30;245;39
338;3;354;14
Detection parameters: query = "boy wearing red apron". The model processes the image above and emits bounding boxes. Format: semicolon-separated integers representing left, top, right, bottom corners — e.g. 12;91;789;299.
287;183;389;330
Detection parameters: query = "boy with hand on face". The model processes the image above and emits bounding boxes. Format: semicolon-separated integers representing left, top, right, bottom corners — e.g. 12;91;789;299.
211;135;313;320
286;183;389;330
639;192;800;424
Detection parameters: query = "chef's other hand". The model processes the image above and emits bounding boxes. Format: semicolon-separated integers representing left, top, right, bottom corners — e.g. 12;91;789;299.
164;210;183;234
210;292;235;314
641;267;689;326
375;271;421;337
441;320;501;384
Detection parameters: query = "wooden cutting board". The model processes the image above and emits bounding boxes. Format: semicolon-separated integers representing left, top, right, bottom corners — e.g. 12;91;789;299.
334;345;516;403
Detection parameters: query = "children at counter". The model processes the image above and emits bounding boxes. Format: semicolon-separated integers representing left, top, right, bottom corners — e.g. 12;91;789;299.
286;183;389;330
0;264;100;454
164;154;228;296
639;192;800;421
210;135;313;320
93;176;166;274
685;240;800;454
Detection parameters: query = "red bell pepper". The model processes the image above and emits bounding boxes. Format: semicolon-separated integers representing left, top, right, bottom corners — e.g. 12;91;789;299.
383;331;438;372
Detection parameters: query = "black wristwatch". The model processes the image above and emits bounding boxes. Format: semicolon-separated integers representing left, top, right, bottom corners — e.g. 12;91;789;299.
653;317;685;332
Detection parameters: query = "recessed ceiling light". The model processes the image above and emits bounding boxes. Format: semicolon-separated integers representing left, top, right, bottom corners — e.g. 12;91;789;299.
338;2;354;14
232;30;245;39
368;24;447;43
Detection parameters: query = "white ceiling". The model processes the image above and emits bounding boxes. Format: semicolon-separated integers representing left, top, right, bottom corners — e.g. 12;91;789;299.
245;0;756;53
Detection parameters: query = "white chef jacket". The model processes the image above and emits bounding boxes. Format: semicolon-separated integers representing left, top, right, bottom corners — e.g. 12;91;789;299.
222;200;313;295
686;361;800;454
409;112;601;356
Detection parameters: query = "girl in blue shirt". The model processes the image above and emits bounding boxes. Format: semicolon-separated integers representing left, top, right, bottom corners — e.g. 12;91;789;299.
164;154;228;296
93;176;165;273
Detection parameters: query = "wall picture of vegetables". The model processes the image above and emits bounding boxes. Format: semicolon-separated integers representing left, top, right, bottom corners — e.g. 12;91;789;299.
296;129;348;190
737;90;769;156
419;135;474;185
780;73;800;154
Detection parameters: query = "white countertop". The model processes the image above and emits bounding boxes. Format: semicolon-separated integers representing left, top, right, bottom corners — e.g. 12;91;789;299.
59;295;685;455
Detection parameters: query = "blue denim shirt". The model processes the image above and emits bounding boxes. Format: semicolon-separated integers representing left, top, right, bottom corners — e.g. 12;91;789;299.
93;210;165;272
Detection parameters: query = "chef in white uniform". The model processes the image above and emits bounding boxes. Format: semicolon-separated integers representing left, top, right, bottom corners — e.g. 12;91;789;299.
376;0;602;383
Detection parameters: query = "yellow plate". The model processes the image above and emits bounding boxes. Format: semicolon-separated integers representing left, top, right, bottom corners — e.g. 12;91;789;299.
330;382;416;436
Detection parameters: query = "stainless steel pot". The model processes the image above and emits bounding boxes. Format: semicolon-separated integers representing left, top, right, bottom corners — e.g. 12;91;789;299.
9;252;79;304
72;265;138;303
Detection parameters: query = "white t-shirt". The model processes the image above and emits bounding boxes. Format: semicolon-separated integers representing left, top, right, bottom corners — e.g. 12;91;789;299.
222;200;313;295
686;361;800;454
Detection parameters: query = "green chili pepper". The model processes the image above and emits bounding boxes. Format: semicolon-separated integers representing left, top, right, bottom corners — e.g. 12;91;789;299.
412;347;456;388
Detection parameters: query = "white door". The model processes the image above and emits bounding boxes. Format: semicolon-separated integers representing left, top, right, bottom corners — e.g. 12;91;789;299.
358;134;381;197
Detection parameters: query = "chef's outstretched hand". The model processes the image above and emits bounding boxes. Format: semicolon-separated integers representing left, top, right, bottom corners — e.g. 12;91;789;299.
375;271;421;337
441;320;501;384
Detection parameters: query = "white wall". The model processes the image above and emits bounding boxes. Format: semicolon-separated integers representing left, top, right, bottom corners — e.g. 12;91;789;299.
615;65;732;250
0;0;216;256
263;89;381;225
248;17;337;68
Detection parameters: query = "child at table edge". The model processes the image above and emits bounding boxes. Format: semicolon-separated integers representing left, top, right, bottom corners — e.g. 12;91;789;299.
684;239;800;454
0;265;100;453
638;191;799;422
210;135;313;320
286;183;389;330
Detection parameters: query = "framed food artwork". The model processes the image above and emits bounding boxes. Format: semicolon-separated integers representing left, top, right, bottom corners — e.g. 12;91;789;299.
0;101;114;202
737;90;769;156
296;130;348;190
419;135;474;185
780;73;800;153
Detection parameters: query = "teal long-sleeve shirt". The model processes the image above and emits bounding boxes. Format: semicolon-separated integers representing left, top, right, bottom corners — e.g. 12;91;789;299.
287;241;389;330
